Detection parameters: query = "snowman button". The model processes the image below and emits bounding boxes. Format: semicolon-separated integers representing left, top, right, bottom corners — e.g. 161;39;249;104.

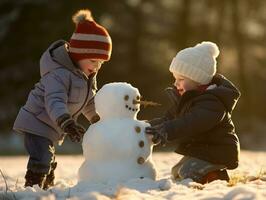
137;157;145;164
135;126;141;133
124;95;129;101
139;140;144;147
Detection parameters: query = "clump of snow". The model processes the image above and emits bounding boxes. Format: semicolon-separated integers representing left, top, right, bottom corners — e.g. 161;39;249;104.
1;151;266;199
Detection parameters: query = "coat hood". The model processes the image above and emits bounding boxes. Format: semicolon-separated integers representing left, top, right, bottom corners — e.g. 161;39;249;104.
207;74;241;113
39;40;81;77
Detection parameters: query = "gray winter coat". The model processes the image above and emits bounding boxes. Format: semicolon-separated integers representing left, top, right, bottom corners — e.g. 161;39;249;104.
13;40;97;143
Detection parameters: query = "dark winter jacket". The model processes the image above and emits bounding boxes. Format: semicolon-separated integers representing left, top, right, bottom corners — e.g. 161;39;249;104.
163;74;241;169
13;40;97;143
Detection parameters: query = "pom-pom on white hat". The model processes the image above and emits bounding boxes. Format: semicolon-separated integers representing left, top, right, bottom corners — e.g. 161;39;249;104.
169;41;220;85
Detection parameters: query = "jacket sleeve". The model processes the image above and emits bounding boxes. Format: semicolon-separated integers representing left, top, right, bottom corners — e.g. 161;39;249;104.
43;68;70;124
164;87;182;120
82;75;98;122
164;95;226;141
82;96;98;122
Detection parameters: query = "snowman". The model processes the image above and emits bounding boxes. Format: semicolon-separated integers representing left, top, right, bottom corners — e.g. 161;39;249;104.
78;82;157;183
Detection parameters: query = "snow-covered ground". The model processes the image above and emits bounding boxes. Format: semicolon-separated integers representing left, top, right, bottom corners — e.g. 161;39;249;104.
0;150;266;200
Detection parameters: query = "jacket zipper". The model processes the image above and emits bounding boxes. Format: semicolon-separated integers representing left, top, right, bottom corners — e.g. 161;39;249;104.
72;76;93;119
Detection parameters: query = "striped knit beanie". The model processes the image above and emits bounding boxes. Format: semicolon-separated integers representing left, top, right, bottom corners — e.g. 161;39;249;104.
68;9;112;62
169;41;220;85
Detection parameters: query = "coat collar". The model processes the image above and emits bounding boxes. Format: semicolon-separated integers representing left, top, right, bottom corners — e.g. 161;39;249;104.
177;90;202;112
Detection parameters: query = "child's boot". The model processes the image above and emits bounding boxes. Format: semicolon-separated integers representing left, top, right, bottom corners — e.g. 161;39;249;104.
199;169;230;184
24;170;46;189
43;162;57;190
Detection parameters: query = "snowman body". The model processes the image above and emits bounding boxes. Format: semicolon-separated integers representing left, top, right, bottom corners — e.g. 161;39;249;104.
78;83;156;183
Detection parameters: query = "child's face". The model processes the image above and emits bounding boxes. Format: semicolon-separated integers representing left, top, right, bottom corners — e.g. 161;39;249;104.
173;73;199;96
77;59;105;76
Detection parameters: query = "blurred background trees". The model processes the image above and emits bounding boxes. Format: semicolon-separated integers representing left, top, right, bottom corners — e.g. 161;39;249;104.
0;0;265;152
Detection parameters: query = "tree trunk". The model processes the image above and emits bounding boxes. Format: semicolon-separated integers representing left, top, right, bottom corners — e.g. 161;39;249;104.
177;0;191;49
231;0;252;124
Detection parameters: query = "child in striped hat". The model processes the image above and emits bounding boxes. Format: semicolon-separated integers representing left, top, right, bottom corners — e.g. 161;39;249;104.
13;9;112;189
69;9;112;75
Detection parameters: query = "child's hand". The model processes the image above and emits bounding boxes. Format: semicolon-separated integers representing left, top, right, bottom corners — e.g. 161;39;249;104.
145;124;168;146
165;87;181;107
57;114;86;142
64;121;85;142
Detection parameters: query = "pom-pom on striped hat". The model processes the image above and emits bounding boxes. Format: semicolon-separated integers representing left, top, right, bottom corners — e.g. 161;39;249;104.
68;9;112;62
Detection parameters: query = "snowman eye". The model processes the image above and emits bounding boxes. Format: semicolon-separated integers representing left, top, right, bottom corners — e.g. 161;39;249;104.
124;95;129;101
136;96;140;100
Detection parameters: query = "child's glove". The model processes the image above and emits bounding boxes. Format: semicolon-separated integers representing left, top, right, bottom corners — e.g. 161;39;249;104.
164;87;182;119
64;120;85;142
148;117;166;126
165;87;181;108
145;124;168;146
57;114;86;142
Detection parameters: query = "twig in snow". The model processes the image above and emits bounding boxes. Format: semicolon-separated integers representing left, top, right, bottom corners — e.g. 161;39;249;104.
258;167;265;178
0;169;17;200
0;169;8;194
14;179;18;191
67;187;71;198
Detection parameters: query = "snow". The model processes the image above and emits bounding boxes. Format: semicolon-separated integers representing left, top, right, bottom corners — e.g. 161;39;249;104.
1;150;266;200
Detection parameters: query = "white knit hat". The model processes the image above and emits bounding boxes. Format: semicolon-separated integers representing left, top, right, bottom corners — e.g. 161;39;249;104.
169;41;220;85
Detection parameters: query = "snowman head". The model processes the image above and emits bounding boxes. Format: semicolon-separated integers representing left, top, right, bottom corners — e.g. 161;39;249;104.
95;82;141;120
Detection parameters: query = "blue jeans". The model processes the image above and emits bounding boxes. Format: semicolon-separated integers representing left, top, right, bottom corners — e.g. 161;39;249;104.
24;133;55;174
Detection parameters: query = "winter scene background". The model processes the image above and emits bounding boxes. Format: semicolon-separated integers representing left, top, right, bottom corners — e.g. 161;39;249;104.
1;0;266;199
